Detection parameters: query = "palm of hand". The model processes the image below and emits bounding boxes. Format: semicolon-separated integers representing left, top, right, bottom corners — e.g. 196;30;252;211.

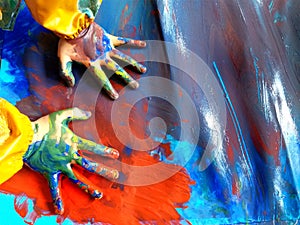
23;108;119;214
58;22;147;99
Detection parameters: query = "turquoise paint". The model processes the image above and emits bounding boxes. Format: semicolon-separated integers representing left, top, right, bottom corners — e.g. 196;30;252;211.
213;62;254;174
273;11;287;24
0;59;23;104
268;0;274;13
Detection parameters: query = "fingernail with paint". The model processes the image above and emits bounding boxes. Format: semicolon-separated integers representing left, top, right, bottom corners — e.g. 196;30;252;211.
129;80;139;89
139;64;147;73
54;198;64;215
92;190;103;199
139;41;146;47
109;90;119;100
110;149;119;159
85;111;92;117
112;170;119;180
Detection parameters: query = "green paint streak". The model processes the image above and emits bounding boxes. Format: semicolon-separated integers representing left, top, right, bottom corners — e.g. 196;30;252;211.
61;61;75;86
273;11;287;24
65;61;73;74
24;110;79;174
0;0;21;30
78;0;101;18
91;65;114;92
268;0;274;13
34;123;39;133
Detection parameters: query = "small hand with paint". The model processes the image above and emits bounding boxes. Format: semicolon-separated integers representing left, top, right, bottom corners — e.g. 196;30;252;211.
23;107;119;214
58;22;147;100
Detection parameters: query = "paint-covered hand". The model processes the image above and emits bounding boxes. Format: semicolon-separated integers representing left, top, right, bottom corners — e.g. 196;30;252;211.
58;22;147;100
23;107;120;214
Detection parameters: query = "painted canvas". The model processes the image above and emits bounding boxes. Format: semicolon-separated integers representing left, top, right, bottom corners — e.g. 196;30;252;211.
0;0;299;224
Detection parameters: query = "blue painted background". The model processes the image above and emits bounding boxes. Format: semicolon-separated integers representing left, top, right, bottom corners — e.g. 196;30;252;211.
0;0;299;224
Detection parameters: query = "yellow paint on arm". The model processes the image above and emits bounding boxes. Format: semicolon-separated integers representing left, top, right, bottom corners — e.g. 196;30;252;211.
0;114;10;145
0;98;34;184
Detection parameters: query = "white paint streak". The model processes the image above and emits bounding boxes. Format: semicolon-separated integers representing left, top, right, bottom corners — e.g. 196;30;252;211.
271;71;300;197
161;0;187;56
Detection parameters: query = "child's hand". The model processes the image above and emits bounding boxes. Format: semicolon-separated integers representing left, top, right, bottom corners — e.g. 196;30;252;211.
23;107;119;214
58;22;147;99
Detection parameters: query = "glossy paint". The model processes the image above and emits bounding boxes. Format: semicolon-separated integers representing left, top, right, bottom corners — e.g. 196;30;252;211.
24;107;120;215
0;0;299;224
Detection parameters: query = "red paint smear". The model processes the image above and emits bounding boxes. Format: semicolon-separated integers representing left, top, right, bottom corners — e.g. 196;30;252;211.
31;73;42;83
1;153;192;224
1;47;193;224
151;9;160;16
143;99;149;114
231;174;240;198
160;143;173;158
227;144;235;165
248;115;281;166
120;4;133;32
14;194;29;218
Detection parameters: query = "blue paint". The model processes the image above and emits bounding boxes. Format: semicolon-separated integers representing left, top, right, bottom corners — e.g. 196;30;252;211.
0;194;27;224
0;3;43;105
213;62;254;174
157;136;243;223
101;31;112;52
273;11;287;24
0;29;4;66
0;59;26;105
250;48;262;105
95;28;112;59
65;144;70;154
0;193;74;224
1;0;300;224
124;146;133;156
268;0;274;13
49;172;63;213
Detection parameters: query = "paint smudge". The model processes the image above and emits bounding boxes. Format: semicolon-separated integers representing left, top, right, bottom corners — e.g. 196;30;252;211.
0;26;193;224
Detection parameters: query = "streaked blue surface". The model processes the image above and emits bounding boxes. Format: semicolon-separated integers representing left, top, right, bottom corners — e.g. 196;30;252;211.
0;0;299;224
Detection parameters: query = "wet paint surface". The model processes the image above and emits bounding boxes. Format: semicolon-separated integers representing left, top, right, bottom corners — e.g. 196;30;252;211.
153;0;300;223
0;0;300;224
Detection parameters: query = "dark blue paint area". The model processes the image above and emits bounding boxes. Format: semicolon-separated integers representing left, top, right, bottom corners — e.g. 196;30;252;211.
123;146;133;156
0;2;48;105
0;29;4;64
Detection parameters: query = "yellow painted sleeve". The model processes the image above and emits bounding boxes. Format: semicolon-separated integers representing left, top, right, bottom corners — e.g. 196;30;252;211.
0;98;34;184
24;0;102;39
